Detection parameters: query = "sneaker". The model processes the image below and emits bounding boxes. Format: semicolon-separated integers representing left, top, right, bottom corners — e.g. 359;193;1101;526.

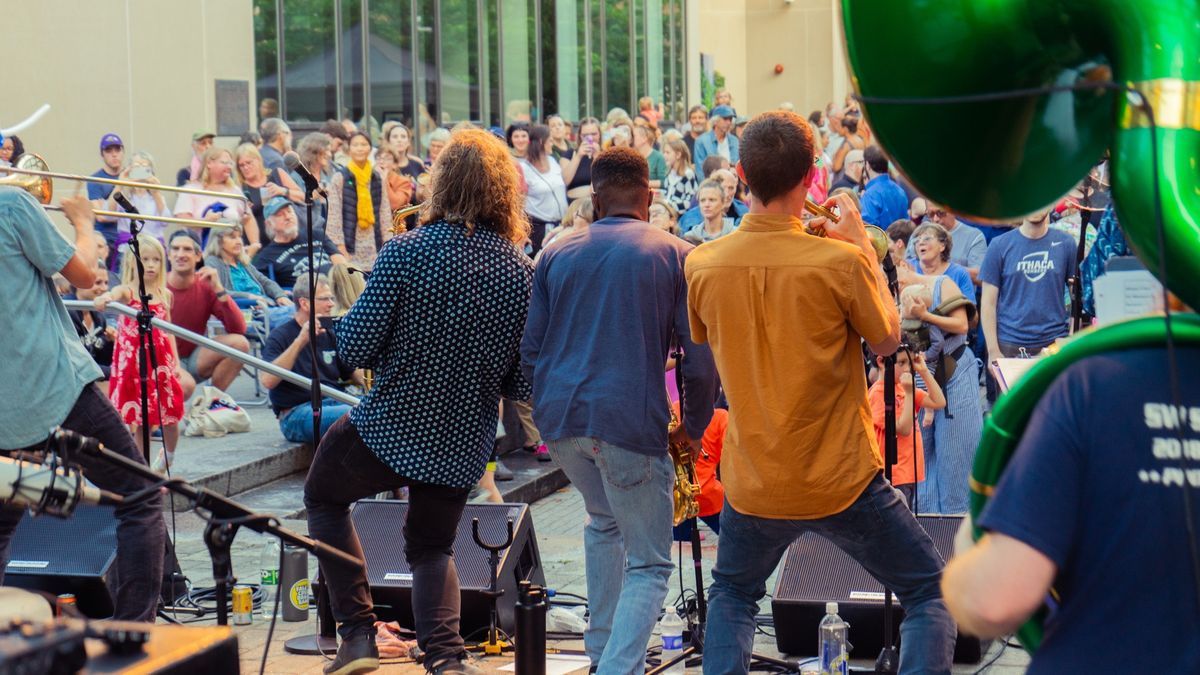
151;450;173;474
494;460;515;482
534;443;552;463
428;655;485;674
324;630;379;675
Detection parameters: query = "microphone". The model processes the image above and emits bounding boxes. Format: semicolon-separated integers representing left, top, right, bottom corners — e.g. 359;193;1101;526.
283;151;325;198
0;455;122;517
52;428;104;457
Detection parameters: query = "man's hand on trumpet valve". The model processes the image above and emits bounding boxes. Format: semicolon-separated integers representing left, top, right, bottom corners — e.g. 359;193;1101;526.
810;192;875;259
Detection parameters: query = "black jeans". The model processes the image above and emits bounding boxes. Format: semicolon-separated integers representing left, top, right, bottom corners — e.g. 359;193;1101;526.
0;383;165;622
304;415;471;665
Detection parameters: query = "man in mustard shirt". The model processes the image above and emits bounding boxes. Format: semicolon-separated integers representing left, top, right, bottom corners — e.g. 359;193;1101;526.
686;112;955;674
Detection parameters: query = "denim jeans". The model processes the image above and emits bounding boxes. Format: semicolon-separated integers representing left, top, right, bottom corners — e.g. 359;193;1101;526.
279;398;353;444
546;437;674;675
0;383;165;622
704;474;956;675
303;415;471;666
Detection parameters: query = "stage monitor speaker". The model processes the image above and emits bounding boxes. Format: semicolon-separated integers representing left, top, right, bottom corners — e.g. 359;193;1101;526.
771;514;988;664
2;505;117;617
348;499;544;636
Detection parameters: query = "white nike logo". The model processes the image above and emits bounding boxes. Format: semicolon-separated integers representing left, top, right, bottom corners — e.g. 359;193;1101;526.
1051;241;1064;246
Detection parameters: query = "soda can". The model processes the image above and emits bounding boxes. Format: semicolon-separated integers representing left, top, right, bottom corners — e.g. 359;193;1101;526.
56;594;77;617
232;585;254;625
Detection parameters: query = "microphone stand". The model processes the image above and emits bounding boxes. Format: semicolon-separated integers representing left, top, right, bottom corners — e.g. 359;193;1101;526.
875;254;901;674
283;168;340;655
53;428;362;626
111;193;160;466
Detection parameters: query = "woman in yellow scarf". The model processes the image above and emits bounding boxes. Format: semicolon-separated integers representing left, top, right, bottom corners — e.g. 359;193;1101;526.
327;131;393;270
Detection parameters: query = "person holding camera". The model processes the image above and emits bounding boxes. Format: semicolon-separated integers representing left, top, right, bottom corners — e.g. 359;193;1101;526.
109;151;170;245
868;348;946;509
564;116;602;200
260;273;362;445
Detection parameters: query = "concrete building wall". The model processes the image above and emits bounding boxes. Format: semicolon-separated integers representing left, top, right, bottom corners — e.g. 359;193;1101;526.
5;0;255;221
696;0;851;117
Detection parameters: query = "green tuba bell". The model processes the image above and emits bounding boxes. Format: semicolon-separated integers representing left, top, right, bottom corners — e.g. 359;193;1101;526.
842;0;1200;653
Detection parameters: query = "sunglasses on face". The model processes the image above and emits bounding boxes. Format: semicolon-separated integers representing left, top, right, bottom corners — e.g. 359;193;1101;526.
928;209;947;218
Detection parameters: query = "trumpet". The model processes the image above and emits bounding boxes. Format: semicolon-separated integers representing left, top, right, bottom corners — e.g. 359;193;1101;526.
0;153;239;229
803;197;890;262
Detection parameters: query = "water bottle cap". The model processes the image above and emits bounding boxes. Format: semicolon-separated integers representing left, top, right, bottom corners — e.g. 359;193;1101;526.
665;606;677;616
826;601;838;615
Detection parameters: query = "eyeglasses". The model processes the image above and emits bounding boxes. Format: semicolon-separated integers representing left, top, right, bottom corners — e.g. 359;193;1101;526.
927;209;947;218
913;234;940;244
314;295;336;303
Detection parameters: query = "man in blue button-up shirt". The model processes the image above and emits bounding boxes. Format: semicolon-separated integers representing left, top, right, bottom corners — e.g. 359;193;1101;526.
692;105;740;178
859;145;910;228
521;147;717;673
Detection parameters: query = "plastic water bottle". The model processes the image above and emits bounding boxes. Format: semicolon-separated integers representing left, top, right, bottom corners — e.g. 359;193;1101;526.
659;606;686;674
819;602;849;675
260;538;281;619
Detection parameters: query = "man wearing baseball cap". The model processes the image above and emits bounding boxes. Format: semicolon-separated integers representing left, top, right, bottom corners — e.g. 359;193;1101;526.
185;130;216;184
693;104;739;178
89;133;125;266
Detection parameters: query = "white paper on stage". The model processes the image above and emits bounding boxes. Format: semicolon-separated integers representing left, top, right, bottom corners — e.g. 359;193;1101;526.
499;654;592;675
1094;269;1162;324
991;357;1040;393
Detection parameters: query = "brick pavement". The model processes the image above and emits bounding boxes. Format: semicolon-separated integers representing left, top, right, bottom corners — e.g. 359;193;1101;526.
166;487;1028;674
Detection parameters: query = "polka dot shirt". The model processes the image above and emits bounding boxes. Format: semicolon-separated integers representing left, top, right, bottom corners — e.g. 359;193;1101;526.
335;221;534;488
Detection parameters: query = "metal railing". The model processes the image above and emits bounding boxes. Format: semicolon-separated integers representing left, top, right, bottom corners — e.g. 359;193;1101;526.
64;300;361;407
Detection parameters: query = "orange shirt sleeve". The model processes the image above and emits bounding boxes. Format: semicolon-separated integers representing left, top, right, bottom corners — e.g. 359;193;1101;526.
844;250;892;347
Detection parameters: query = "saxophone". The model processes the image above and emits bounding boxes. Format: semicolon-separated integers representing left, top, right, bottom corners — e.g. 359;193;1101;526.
668;405;701;526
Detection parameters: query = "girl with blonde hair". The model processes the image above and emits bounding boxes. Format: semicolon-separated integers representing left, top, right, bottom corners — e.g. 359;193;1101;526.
94;235;184;472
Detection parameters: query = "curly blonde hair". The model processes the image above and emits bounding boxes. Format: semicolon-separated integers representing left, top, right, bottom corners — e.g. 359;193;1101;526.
421;128;528;243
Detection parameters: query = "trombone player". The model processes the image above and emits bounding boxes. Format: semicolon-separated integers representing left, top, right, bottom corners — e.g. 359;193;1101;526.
0;186;166;622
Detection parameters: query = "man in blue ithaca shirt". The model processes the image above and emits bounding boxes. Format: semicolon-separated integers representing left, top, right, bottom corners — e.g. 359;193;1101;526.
979;207;1075;401
304;129;534;675
521;147;718;673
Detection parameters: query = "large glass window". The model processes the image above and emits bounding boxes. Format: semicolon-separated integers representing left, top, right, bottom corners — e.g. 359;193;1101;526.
632;0;645;110
604;0;631;116
368;0;415;139
484;0;501;127
646;0;663;121
552;0;587;121
501;0;537;125
340;0;369;136
282;0;338;123
261;0;690;137
590;0;605;114
415;0;439;148
253;0;280;118
440;0;481;125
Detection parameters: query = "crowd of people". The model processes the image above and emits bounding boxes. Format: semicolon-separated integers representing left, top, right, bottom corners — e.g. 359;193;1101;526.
24;86;1106;507
6;79;1178;675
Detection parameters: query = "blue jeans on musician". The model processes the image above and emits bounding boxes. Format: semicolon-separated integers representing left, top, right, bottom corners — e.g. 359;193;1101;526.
703;474;956;675
546;437;675;674
279;398;351;444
